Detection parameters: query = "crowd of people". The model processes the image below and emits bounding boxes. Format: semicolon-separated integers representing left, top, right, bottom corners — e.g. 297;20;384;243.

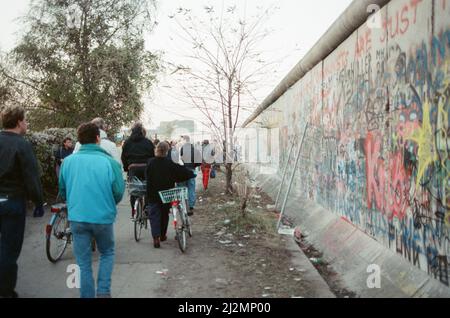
121;123;217;248
0;106;218;298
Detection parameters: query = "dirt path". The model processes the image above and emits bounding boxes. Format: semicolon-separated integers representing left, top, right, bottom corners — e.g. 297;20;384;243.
158;172;334;298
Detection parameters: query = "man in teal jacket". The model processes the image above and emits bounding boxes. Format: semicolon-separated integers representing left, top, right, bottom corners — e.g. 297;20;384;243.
59;122;125;298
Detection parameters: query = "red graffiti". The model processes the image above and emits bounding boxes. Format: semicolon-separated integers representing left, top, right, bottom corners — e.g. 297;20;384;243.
400;5;410;35
380;0;424;42
388;151;410;220
323;50;349;79
355;29;373;58
410;0;423;24
365;132;386;212
365;132;410;220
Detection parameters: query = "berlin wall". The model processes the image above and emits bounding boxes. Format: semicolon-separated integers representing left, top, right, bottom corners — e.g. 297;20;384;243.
245;0;450;287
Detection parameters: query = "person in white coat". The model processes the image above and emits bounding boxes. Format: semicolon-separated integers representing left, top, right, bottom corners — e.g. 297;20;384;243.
73;118;121;167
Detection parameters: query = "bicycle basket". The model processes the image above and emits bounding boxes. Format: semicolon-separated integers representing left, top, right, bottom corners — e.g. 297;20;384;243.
127;177;147;196
158;187;188;204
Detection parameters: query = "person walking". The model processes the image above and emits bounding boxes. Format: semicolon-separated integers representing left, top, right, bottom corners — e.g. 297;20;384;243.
121;122;155;217
59;122;125;298
167;140;179;164
179;136;201;216
0;106;44;298
146;142;195;248
73;117;121;166
54;137;74;178
200;140;215;191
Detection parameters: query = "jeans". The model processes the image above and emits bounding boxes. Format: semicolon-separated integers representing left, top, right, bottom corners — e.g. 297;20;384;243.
0;198;26;297
148;203;170;238
178;168;197;208
70;222;115;298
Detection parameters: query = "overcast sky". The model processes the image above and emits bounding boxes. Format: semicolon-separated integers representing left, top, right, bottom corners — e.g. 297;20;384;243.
0;0;353;131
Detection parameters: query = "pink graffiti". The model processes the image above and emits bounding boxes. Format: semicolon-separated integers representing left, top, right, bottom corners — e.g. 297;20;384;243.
365;132;386;212
396;121;420;144
355;29;372;59
365;132;411;220
388;151;410;220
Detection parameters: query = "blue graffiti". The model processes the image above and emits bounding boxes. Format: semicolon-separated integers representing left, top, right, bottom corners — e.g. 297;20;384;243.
431;30;450;66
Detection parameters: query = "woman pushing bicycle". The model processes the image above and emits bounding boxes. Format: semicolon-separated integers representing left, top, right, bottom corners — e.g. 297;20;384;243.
146;142;195;248
121;122;155;218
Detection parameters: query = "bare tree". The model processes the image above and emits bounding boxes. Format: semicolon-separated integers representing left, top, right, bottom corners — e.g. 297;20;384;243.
169;4;279;194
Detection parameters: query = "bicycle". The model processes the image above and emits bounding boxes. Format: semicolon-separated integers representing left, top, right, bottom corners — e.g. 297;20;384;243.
45;203;96;263
127;176;148;242
46;203;71;263
159;187;192;253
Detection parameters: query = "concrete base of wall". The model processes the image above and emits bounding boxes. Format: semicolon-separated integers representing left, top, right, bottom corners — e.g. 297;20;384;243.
247;166;450;298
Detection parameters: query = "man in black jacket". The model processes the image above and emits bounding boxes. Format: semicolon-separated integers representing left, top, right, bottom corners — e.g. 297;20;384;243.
0;106;44;298
146;142;195;248
54;137;74;178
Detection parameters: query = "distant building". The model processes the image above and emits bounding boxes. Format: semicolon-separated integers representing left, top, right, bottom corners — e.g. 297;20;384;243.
157;120;196;141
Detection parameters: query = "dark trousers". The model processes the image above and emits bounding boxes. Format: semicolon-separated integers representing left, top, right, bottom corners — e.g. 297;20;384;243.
0;198;26;296
148;203;170;238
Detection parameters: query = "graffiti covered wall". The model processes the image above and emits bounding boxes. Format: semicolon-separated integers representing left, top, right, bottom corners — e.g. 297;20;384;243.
253;0;450;286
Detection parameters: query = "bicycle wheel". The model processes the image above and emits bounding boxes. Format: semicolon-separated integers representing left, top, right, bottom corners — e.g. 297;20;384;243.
134;199;144;242
46;212;70;263
187;218;193;238
183;199;192;238
176;207;187;253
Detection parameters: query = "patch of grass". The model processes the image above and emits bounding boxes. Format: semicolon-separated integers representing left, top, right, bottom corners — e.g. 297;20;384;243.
201;166;278;238
232;212;277;236
213;201;277;237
